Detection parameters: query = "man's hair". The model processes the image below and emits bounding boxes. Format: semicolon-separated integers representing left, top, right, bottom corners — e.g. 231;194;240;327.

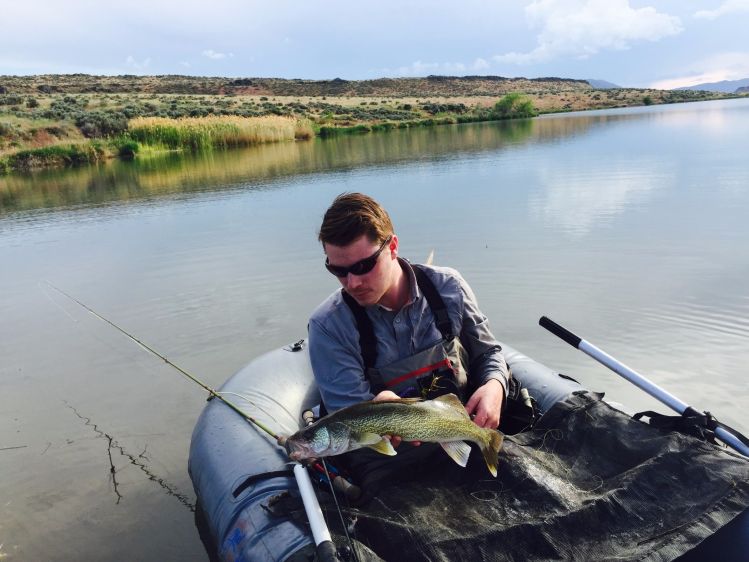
318;192;394;247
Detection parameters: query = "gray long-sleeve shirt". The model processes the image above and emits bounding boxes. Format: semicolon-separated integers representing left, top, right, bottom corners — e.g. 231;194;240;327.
308;259;508;412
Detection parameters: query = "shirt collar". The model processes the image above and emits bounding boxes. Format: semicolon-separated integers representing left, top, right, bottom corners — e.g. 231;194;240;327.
376;257;421;312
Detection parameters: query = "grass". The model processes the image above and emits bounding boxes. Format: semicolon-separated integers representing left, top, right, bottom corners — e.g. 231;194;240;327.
128;115;313;150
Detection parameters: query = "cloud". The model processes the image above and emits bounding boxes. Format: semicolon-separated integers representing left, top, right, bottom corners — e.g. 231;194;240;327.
125;56;151;71
649;51;749;89
494;0;682;65
202;49;234;60
694;0;749;20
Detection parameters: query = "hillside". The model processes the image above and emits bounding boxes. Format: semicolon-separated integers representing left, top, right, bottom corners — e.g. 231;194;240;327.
0;74;592;97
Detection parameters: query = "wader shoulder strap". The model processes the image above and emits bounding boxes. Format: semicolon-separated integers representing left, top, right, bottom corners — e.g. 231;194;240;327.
341;290;378;369
411;265;453;339
341;264;453;370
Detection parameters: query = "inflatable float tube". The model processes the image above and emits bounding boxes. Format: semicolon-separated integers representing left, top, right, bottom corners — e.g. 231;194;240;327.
189;341;748;561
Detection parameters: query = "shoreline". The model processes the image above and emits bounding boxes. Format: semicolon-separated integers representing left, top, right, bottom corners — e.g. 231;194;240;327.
1;88;743;175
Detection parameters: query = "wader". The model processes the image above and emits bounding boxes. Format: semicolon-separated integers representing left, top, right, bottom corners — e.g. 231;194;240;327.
342;264;470;401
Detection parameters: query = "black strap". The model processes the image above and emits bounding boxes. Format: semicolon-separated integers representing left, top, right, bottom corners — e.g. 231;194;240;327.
412;264;453;339
633;408;749;449
342;263;453;370
232;469;295;498
342;290;378;369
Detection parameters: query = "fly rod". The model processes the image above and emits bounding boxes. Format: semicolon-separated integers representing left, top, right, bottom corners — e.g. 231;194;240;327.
539;315;749;457
46;282;280;440
46;282;358;561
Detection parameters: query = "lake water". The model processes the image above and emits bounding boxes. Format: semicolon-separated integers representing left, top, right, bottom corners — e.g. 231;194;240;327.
1;98;748;560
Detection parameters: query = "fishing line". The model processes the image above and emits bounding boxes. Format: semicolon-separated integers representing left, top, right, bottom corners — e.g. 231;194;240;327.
321;457;359;562
39;281;79;323
43;281;282;442
46;281;359;560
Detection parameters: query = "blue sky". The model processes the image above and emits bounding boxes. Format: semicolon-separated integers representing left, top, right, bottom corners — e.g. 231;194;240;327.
2;0;748;89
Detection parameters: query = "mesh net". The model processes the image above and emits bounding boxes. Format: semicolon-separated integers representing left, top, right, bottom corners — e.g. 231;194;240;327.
309;392;748;562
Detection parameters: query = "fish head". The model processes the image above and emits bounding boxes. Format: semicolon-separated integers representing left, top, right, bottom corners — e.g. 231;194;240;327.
285;422;353;461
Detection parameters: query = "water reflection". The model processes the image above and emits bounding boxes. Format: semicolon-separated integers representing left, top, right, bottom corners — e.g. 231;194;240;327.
529;160;671;237
1;107;685;216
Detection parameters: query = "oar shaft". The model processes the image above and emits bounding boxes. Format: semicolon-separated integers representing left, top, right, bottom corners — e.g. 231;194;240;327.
576;339;689;414
539;316;749;457
293;464;337;560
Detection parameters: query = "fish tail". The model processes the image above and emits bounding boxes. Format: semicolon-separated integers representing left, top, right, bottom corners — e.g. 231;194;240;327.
480;429;504;477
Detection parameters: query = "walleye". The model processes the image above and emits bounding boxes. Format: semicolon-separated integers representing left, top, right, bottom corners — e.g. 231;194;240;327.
284;393;503;477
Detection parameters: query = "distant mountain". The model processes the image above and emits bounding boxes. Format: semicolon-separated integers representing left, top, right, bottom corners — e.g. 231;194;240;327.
586;79;621;89
675;78;749;93
736;86;749;94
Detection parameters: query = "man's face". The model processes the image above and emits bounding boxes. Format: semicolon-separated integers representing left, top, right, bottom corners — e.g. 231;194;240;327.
324;235;396;307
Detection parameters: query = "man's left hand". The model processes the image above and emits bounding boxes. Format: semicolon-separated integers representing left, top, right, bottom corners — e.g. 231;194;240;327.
465;379;504;429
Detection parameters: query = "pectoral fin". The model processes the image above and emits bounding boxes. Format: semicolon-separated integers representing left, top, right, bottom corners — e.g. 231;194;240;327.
356;431;385;446
439;440;472;467
364;436;398;456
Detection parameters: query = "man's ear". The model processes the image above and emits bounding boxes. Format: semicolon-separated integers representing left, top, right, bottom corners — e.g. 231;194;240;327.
389;234;399;258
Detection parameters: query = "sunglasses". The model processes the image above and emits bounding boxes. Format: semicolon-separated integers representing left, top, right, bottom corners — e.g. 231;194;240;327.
325;236;392;277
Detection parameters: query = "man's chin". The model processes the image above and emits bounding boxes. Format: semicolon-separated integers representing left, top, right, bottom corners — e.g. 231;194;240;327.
347;291;375;306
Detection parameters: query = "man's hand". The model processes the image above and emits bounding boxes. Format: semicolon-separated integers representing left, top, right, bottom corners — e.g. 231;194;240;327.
373;390;400;402
372;390;421;448
465;379;504;429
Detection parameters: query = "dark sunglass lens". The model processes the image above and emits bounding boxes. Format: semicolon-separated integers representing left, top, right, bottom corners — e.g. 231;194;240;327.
325;261;348;277
335;267;349;277
349;256;376;275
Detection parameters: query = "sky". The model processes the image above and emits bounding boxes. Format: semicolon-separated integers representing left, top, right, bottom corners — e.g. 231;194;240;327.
1;0;748;89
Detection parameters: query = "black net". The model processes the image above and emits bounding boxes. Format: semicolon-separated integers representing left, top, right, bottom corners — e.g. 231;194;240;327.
314;392;748;562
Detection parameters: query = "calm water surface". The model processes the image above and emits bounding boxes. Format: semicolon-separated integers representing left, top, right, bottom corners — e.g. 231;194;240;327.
1;98;748;560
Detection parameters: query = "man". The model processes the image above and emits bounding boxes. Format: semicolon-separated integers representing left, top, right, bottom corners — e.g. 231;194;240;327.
309;193;508;437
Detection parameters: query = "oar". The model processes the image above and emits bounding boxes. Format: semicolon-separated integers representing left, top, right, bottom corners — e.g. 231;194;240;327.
539;316;749;457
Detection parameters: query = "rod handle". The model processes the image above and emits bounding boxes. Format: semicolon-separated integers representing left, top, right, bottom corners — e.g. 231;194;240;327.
539;316;582;348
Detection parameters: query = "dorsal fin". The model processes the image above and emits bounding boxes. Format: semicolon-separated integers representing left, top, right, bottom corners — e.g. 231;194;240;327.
433;393;470;418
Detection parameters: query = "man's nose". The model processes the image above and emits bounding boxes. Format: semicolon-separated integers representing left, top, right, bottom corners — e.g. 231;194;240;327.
346;273;361;288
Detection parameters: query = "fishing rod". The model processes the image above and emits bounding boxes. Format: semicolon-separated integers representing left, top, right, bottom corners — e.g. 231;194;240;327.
46;282;280;440
539;316;749;457
45;282;358;561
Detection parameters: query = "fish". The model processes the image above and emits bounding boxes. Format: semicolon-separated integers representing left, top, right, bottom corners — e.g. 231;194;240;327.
284;393;503;477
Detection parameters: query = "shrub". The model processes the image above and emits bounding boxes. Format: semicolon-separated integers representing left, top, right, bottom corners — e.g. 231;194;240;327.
491;93;538;119
5;143;105;170
76;112;129;138
0;95;24;106
112;137;139;158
